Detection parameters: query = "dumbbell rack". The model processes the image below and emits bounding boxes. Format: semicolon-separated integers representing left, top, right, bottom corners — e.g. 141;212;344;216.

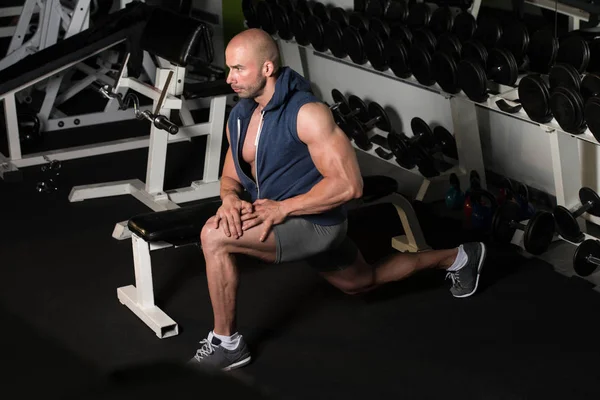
276;30;600;274
278;37;487;203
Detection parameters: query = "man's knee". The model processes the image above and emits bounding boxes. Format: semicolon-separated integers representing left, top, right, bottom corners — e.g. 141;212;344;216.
200;216;225;251
322;265;374;295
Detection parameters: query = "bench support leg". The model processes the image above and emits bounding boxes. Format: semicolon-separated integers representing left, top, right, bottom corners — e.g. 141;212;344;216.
117;233;179;338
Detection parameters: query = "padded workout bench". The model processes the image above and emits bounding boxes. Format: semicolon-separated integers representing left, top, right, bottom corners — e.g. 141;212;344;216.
119;175;430;338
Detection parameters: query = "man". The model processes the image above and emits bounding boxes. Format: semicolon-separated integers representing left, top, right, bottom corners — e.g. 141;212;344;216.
188;29;486;371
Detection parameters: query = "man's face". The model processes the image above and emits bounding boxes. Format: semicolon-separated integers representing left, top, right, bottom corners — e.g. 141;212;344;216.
225;45;267;99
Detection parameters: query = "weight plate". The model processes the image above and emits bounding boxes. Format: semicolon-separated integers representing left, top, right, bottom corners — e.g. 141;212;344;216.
312;2;330;23
349;12;369;34
414;144;439;178
368;101;391;132
500;21;530;65
306;16;327;52
550;86;586;134
429;6;454;37
385;0;409;22
325;21;347;58
585;97;600;142
343;27;367;64
295;0;312;17
330;7;349;27
554;205;584;243
291;12;310;45
437;33;461;60
432;51;460;94
487;48;518;86
388;131;417;169
369;17;391;42
331;89;348;109
581;73;600;102
365;31;388;70
391;23;412;49
406;3;432;29
366;0;384;18
273;5;293;40
433;126;458;159
385;38;411;78
412;28;437;55
549;63;582;91
579;187;600;217
588;38;600;72
528;30;558;74
409;45;435;86
474;16;502;49
573;239;600;276
518;74;552;123
349;120;372;150
242;0;260;28
492;201;521;244
348;95;369;123
453;11;476;43
257;1;276;34
524;211;555;255
410;117;434;145
557;35;590;74
461;40;488;65
277;0;294;13
458;59;488;102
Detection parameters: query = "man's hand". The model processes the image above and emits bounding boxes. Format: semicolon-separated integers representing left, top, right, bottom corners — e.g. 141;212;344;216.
241;199;288;242
215;194;253;238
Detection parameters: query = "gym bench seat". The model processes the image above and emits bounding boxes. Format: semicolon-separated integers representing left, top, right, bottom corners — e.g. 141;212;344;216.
119;175;430;338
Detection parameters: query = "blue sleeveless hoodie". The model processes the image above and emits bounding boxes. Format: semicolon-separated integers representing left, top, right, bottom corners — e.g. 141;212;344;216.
227;67;346;226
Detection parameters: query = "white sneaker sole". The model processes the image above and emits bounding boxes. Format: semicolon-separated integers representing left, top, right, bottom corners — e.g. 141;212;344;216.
223;356;252;371
453;243;487;298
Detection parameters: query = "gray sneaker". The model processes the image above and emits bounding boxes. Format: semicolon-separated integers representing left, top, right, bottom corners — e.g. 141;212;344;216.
446;242;487;298
188;334;251;371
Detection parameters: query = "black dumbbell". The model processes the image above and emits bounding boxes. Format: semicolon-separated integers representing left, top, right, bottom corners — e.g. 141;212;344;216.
550;72;600;135
573;239;600;276
518;73;553;123
406;118;456;177
324;7;351;58
553;187;600;243
527;29;559;74
305;2;332;52
406;1;437;30
347;100;392;151
452;9;476;43
431;33;463;93
499;20;530;71
492;201;556;255
459;47;519;102
408;26;439;86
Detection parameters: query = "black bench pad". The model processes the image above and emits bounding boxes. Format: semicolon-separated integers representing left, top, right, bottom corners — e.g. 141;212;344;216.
128;198;221;244
127;176;397;245
184;79;234;99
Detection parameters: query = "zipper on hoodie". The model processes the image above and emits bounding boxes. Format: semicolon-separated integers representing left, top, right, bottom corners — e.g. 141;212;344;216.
237;112;265;199
254;111;265;199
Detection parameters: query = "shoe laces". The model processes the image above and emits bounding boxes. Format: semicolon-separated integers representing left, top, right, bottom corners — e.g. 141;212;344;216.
445;271;462;288
194;338;216;360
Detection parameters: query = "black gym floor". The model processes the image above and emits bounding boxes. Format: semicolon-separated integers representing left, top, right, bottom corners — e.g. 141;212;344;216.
3;114;600;399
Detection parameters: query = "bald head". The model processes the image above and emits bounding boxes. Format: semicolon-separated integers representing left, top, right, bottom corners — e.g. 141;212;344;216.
227;29;281;75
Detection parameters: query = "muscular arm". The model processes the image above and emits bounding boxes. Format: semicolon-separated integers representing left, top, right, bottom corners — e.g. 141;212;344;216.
279;102;363;217
221;124;244;200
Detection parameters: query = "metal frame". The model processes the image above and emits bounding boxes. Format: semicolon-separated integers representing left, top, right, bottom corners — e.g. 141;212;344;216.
0;0;91;71
68;61;227;240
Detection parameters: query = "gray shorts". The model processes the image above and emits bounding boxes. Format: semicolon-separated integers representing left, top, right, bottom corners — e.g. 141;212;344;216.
273;217;359;272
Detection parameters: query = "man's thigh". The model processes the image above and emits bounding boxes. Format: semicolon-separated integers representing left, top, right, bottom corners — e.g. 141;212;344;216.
273;218;359;271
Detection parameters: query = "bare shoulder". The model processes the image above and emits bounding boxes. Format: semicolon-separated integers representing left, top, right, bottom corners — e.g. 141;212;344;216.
296;102;338;144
